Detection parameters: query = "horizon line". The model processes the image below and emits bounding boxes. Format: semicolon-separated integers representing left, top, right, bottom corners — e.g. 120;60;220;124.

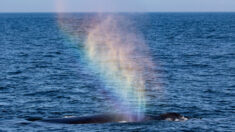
0;11;235;14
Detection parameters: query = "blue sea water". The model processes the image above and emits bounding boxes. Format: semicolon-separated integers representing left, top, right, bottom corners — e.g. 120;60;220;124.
0;13;234;131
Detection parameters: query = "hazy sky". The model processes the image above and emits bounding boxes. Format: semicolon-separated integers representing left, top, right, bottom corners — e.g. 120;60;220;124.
0;0;235;12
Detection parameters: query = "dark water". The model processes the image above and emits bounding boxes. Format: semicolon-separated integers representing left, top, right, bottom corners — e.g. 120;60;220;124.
0;13;234;131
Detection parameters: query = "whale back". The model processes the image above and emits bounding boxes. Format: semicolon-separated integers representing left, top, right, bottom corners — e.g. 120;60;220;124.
26;112;188;124
40;113;134;124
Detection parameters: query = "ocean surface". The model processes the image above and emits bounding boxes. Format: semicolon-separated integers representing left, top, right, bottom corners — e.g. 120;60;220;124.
0;13;234;131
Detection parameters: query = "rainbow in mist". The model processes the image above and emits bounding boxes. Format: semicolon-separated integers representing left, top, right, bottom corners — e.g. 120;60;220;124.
55;2;157;121
85;15;152;120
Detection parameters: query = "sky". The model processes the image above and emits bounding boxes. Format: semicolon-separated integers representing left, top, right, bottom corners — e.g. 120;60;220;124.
0;0;235;12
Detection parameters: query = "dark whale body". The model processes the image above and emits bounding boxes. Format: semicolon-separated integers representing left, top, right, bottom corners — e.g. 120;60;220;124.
27;113;188;124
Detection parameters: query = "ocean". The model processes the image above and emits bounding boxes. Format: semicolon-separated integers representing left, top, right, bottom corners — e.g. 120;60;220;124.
0;13;234;131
